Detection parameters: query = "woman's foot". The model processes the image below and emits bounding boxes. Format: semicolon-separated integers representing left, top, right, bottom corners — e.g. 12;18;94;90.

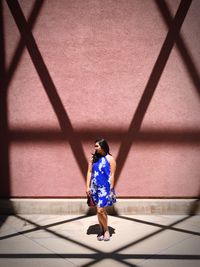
103;230;110;241
97;230;104;241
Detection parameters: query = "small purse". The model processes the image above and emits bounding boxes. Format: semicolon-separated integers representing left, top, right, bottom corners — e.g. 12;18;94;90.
87;194;96;207
109;188;117;204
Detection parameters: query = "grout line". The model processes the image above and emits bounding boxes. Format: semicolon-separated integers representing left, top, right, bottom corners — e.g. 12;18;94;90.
0;215;80;267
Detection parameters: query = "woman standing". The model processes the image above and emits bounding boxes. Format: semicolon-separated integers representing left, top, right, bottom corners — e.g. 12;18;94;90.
86;139;116;241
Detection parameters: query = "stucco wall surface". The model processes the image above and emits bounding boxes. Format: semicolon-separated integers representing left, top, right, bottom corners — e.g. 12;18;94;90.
1;0;200;197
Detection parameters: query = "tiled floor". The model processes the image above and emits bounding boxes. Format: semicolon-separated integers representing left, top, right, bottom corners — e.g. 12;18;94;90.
0;214;200;267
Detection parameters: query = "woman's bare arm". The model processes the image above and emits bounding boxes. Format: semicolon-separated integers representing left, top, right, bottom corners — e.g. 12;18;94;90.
86;159;92;194
109;156;116;190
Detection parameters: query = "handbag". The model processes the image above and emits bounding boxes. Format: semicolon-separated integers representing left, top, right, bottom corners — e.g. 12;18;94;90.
87;194;96;207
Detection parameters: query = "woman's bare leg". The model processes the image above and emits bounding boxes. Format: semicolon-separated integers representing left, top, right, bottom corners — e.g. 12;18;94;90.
97;207;110;240
97;213;104;233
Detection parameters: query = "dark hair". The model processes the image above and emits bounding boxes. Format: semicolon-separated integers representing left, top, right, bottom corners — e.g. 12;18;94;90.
92;138;111;163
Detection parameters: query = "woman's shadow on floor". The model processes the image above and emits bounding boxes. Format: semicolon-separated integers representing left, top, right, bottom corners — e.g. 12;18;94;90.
86;224;115;236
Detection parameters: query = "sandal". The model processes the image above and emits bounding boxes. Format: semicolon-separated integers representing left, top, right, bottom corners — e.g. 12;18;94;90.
103;230;110;241
97;232;104;241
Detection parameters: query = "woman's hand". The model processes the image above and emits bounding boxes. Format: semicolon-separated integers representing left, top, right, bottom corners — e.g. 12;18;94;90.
86;187;91;196
110;188;116;203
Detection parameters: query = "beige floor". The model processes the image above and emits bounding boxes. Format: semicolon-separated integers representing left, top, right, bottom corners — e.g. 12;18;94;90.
0;213;200;267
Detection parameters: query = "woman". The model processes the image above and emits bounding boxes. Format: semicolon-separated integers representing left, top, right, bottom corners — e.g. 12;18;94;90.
86;139;116;241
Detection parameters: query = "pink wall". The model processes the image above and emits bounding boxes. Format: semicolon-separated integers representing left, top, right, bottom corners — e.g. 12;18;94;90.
1;0;200;197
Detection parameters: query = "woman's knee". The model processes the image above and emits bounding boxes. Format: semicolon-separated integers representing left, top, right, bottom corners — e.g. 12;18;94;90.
97;207;105;215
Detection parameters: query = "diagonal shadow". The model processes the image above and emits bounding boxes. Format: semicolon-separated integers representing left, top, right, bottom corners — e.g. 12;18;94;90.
1;0;199;265
5;0;44;90
112;215;198;256
6;0;88;179
115;0;193;184
82;215;199;267
0;212;199;267
0;215;137;267
5;211;199;242
155;0;200;98
0;0;44;200
116;215;200;237
4;0;198;196
111;194;200;257
7;215;133;266
0;214;89;240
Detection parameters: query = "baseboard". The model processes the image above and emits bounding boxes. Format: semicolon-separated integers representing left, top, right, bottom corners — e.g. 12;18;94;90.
0;198;199;215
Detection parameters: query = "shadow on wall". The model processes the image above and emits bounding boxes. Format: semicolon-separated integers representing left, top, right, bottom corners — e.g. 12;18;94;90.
0;0;14;221
0;0;47;221
115;0;196;182
5;0;88;179
188;195;200;216
155;0;200;97
0;0;199;202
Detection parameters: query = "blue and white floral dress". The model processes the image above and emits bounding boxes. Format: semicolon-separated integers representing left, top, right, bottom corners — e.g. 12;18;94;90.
90;155;116;207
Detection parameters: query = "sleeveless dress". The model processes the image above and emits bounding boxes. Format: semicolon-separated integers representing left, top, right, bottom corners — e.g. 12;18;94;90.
90;155;116;207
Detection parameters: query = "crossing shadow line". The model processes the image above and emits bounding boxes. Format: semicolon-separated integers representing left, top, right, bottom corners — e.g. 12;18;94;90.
5;0;197;187
0;213;199;267
6;0;88;178
155;0;200;97
115;0;193;184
